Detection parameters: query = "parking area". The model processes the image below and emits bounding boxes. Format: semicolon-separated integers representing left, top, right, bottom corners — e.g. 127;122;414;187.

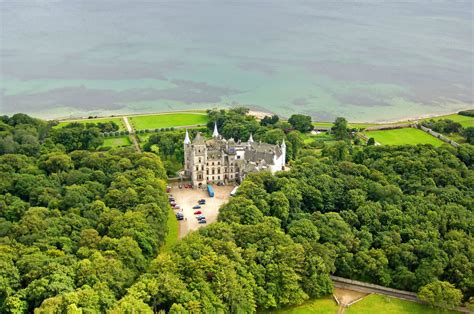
168;184;234;238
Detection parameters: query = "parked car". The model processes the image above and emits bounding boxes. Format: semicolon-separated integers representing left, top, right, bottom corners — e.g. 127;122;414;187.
193;210;202;215
192;205;201;209
170;201;176;206
198;219;207;224
166;186;171;193
198;199;206;205
173;205;180;209
169;197;175;202
196;215;205;220
175;213;184;221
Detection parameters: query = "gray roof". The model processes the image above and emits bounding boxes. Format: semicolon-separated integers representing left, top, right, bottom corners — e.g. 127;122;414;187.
192;132;205;145
244;149;276;165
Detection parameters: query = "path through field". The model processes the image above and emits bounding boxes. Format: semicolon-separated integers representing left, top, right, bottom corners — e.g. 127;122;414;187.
123;116;141;153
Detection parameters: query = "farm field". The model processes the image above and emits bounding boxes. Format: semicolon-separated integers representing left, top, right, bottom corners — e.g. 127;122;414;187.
261;297;338;314
364;128;445;146
346;294;458;314
419;113;474;128
101;136;131;148
56;117;126;130
130;113;208;130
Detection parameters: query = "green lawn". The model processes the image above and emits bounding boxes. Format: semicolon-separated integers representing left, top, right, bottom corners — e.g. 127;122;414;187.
162;208;179;252
101;136;131;148
130;113;208;130
364;128;445;146
261;297;339;314
302;132;336;144
346;294;458;314
57;117;126;130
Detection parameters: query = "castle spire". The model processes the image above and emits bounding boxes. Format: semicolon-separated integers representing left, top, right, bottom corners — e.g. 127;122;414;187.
212;122;219;138
249;133;254;143
184;129;191;144
281;137;286;148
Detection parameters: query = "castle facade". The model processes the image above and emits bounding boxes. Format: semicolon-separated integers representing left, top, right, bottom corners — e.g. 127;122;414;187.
184;124;286;188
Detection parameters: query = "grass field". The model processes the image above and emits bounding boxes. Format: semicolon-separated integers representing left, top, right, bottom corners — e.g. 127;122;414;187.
261;297;339;314
57;117;126;130
419;113;474;128
101;136;131;148
346;294;457;314
130;113;208;130
302;132;336;144
364;128;445;146
162;208;179;252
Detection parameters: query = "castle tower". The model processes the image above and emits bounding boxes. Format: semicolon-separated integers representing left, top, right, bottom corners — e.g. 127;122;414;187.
191;132;207;188
248;133;254;143
183;129;192;176
212;122;219;138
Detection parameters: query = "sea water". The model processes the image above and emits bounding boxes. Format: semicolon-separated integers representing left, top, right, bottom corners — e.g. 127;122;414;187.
1;1;472;121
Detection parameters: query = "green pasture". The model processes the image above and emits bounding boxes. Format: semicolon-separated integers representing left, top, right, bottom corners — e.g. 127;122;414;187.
364;128;445;146
261;297;338;314
101;136;131;148
419;113;474;128
56;117;126;130
346;294;457;314
130;113;208;130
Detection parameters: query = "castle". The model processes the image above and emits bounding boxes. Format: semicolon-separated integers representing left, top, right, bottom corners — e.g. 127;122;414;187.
184;123;286;188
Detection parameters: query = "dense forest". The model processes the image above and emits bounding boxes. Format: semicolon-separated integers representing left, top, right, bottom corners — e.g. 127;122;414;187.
1;112;473;312
219;143;474;305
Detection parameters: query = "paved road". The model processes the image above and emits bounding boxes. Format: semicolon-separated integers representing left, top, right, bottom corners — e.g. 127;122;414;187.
122;116;141;153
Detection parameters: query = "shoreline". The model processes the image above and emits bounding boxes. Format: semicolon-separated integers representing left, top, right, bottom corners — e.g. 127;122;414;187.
25;107;474;125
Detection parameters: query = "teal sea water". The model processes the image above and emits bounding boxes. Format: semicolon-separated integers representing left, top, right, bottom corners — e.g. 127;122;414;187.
1;1;472;122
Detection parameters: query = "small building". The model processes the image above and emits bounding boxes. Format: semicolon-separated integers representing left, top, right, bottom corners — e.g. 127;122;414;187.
184;123;286;188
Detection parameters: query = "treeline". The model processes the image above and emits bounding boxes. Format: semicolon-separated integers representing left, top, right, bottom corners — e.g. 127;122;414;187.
0;114;117;154
421;118;474;144
459;109;474;117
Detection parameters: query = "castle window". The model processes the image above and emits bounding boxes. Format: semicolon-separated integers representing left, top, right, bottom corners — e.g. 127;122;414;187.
199;158;201;163
201;165;204;170
196;166;199;171
206;169;209;175
212;169;215;174
212;162;214;166
218;162;220;165
218;168;220;174
207;176;209;180
218;176;220;180
237;156;240;159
